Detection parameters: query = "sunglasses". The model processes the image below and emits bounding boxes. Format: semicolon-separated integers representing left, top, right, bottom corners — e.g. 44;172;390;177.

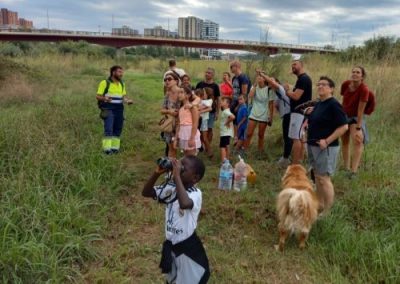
164;77;174;82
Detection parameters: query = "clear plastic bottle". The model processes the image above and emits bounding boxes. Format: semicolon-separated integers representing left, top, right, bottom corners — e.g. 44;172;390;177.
233;156;248;192
218;159;233;190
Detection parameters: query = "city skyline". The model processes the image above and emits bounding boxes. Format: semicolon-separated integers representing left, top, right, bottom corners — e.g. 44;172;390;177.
2;0;400;47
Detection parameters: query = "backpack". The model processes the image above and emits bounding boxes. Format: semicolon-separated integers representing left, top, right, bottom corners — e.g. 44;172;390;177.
98;78;125;109
364;90;376;115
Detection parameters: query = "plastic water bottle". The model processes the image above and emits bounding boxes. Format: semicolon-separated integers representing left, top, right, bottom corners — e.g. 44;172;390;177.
218;159;233;190
233;156;248;192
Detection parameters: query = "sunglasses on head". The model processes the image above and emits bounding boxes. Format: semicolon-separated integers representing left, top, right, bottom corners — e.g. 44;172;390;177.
164;77;174;82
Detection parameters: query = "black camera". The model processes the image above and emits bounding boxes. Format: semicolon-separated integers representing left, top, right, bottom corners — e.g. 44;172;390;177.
157;157;184;173
157;157;173;171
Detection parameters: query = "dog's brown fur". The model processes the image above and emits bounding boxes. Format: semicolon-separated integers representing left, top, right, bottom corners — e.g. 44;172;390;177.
276;164;319;251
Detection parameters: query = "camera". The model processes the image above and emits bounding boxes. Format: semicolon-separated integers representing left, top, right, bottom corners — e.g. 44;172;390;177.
157;157;185;173
157;157;173;171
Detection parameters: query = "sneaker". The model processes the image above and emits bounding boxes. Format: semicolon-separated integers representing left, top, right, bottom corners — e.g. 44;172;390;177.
111;149;120;154
277;157;290;168
103;150;113;155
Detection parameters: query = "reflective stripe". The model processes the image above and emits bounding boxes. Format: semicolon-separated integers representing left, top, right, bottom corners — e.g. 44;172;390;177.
111;137;121;150
102;138;112;150
105;94;124;104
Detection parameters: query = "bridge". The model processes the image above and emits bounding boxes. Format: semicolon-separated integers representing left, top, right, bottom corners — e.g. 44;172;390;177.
0;29;340;54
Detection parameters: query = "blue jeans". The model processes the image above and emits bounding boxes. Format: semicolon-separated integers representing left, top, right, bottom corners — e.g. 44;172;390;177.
103;107;124;137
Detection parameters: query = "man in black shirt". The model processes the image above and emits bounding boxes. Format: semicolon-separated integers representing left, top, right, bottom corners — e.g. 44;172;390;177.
196;67;220;144
284;60;312;164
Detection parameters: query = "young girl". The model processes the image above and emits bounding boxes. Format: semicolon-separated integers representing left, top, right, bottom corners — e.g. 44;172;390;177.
198;88;213;158
175;87;202;156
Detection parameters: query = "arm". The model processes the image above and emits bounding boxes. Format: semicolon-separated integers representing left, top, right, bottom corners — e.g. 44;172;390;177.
172;160;194;209
356;101;367;128
215;96;221;120
241;83;248;96
260;73;280;90
142;171;162;198
225;114;236;127
237;116;247;129
248;86;256;99
286;88;304;101
96;95;112;102
318;124;349;149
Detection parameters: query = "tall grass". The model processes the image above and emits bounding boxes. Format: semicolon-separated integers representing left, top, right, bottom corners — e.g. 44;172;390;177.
0;51;399;283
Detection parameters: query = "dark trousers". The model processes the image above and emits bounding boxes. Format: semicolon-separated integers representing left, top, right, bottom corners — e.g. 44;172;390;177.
103;107;124;137
282;113;293;158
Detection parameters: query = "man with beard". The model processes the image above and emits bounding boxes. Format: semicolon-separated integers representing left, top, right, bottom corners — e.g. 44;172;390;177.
96;65;133;154
196;67;221;144
284;60;312;164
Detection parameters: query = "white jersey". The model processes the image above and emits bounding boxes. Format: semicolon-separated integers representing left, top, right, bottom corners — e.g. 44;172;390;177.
154;182;202;245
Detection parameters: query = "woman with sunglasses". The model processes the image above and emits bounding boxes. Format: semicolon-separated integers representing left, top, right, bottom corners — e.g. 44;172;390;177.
306;76;348;215
161;71;181;157
174;86;201;156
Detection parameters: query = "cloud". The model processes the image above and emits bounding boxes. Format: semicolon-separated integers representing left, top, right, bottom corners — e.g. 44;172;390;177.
2;0;400;47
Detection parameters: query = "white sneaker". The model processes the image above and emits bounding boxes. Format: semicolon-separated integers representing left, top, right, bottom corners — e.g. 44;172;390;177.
277;157;291;168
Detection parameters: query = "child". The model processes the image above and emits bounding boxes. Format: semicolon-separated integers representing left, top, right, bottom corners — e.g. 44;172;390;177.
235;94;248;153
220;96;235;162
175;87;202;156
142;156;210;283
199;88;213;158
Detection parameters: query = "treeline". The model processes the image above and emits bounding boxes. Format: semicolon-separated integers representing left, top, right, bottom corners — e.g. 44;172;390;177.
0;41;200;59
339;36;400;62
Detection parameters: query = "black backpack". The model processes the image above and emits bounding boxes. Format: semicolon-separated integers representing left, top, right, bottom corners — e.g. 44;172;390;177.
98;78;125;109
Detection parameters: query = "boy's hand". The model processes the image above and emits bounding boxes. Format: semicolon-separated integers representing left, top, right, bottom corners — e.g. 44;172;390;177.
171;159;183;179
125;99;133;105
155;165;167;175
173;139;178;150
225;122;231;128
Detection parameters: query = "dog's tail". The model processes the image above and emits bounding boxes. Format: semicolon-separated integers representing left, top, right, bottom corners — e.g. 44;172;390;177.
277;188;318;233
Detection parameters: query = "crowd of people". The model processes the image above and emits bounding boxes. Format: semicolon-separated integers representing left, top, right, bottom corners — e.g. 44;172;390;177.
96;59;373;283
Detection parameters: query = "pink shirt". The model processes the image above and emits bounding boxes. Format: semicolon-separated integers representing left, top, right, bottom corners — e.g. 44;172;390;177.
179;107;193;125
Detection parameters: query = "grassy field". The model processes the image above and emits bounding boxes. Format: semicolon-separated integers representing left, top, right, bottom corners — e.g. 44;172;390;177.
0;53;399;283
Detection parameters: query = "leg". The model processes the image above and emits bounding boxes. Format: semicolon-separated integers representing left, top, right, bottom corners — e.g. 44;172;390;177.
278;226;288;252
315;174;335;214
349;124;364;173
243;120;256;149
207;113;215;144
102;110;114;154
168;142;177;158
202;131;211;156
298;231;309;249
220;147;227;162
257;122;268;152
282;114;293;159
292;139;303;164
341;130;351;170
112;108;124;152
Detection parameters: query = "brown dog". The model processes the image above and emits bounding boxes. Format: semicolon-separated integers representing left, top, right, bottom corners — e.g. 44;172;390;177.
276;164;319;251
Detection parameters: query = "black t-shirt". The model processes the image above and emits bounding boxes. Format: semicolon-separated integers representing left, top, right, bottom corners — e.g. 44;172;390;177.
290;73;312;113
195;81;220;113
232;74;250;100
307;97;348;147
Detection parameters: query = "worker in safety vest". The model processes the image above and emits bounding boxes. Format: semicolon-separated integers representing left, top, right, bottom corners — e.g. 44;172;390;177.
96;65;133;154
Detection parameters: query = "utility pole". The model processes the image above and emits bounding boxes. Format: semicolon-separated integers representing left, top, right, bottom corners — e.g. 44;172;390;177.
112;14;114;31
168;18;170;37
46;9;50;29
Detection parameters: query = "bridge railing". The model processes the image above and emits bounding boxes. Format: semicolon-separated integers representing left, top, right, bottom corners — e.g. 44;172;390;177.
0;28;340;52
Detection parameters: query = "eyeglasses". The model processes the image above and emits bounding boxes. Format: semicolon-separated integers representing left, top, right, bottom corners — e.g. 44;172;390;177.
316;83;330;87
164;77;174;82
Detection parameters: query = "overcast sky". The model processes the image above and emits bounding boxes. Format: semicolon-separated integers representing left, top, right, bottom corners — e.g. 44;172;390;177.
3;0;400;47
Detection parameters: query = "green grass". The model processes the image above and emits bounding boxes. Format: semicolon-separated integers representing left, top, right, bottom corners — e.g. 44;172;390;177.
0;54;399;283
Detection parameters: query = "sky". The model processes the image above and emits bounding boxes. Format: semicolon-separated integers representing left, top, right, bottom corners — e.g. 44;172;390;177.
3;0;400;48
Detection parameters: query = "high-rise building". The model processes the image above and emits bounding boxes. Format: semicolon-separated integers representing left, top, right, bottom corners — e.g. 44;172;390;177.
202;20;219;57
178;16;203;40
112;25;139;36
144;26;170;37
0;8;33;29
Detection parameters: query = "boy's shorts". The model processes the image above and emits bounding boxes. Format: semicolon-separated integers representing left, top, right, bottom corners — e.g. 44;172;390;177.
200;118;209;132
237;125;247;141
289;112;305;140
220;136;231;148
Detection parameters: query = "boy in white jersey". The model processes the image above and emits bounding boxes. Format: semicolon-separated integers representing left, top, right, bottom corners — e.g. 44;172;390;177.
142;155;210;284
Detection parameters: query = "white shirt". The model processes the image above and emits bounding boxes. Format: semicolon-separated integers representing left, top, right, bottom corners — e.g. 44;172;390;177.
154;182;202;245
200;99;213;120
